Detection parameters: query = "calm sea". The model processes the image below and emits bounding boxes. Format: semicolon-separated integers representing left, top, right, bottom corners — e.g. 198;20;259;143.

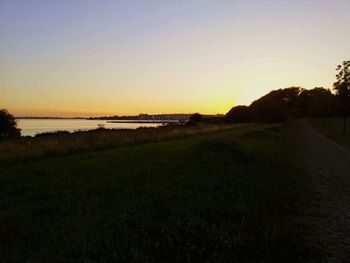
17;119;161;137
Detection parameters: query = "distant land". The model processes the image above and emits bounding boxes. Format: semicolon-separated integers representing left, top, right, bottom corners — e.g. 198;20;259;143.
17;113;224;121
88;114;192;121
16;116;86;120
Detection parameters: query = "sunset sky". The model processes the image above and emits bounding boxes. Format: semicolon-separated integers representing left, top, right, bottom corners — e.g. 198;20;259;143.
1;0;350;117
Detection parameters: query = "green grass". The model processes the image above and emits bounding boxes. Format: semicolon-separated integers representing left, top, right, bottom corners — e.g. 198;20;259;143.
0;123;314;262
0;124;236;162
309;117;350;148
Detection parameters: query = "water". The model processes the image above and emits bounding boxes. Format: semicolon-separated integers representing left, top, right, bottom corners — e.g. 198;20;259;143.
17;119;161;137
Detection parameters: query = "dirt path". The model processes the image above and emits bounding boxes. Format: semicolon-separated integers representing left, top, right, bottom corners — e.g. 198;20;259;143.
298;119;350;262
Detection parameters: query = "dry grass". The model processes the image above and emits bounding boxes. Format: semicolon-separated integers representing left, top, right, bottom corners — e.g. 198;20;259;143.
0;124;237;161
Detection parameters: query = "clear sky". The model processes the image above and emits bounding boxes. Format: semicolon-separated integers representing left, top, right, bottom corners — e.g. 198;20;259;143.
1;0;349;117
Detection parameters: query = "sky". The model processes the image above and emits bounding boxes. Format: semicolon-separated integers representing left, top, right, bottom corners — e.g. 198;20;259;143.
1;0;350;117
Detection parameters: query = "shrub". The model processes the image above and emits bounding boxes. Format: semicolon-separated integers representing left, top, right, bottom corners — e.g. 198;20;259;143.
0;109;21;140
225;105;252;123
187;113;203;125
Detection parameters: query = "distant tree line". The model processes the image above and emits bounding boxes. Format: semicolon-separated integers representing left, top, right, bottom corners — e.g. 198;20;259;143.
188;87;341;125
189;60;350;133
225;86;337;124
189;87;337;124
223;60;350;132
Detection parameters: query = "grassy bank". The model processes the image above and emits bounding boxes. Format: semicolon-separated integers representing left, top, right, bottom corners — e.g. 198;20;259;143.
0;123;314;262
309;117;350;149
0;124;236;162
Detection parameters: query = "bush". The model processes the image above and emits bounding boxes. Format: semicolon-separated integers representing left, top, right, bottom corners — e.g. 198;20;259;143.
0;109;21;140
225;105;252;123
187;113;203;125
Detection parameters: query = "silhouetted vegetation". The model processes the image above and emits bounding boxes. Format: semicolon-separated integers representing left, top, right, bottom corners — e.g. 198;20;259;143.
249;87;302;122
220;61;349;126
297;88;336;117
225;105;252;123
334;60;350;134
241;86;336;123
0;109;21;140
224;87;304;123
218;61;347;127
187;113;226;125
189;113;202;122
187;113;203;125
199;115;225;124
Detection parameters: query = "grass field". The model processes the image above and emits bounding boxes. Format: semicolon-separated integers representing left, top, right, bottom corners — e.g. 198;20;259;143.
0;123;315;262
0;124;235;162
309;117;350;148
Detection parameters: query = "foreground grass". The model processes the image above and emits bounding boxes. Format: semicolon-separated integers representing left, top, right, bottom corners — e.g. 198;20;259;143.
0;123;314;262
309;117;350;149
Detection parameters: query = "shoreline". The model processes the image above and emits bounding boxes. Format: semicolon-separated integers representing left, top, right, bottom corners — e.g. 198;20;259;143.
106;120;179;124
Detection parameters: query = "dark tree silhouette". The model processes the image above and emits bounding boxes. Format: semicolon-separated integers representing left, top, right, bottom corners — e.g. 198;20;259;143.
249;87;303;123
188;113;202;123
0;109;21;140
225;105;252;123
333;60;350;134
297;87;336;117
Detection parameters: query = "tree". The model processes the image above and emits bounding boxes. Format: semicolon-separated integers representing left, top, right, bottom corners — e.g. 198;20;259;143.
0;109;21;140
333;60;350;134
249;87;303;122
188;113;202;124
297;87;336;117
225;105;252;123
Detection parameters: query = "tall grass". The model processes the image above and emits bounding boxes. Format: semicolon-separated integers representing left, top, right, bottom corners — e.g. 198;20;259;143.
0;124;238;161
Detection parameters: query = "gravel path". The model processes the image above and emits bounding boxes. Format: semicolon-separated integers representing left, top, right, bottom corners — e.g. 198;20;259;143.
298;119;350;262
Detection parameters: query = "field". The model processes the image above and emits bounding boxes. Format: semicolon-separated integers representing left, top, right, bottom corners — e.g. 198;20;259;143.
309;117;350;148
0;123;315;262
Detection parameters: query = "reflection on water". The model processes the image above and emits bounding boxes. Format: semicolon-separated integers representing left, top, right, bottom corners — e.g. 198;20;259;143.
17;119;161;137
